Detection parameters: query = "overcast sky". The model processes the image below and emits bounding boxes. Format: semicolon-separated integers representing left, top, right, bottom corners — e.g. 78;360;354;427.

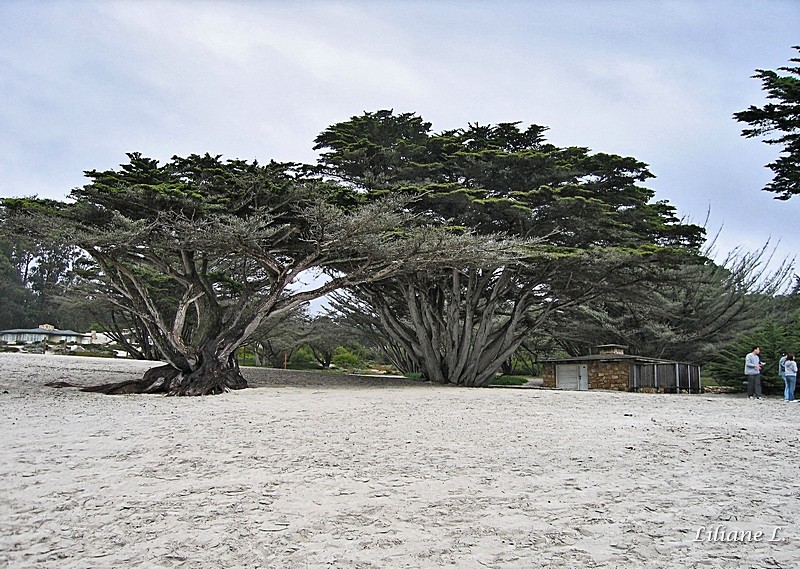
1;0;798;273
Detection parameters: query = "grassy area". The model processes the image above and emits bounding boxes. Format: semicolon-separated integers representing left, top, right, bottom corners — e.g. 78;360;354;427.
490;375;530;386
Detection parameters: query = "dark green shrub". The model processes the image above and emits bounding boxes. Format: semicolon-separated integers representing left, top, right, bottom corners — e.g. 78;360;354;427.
332;346;363;369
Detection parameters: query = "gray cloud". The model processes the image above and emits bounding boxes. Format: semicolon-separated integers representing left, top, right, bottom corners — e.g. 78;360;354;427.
1;0;797;271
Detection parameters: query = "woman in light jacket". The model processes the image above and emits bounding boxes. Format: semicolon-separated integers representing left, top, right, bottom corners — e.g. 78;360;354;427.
783;353;797;402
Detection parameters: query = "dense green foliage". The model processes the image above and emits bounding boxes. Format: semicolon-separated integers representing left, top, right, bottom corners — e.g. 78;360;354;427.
703;280;800;392
0;236;91;331
0;238;32;330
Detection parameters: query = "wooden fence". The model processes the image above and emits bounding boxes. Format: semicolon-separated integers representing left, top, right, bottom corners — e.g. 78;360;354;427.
629;362;702;393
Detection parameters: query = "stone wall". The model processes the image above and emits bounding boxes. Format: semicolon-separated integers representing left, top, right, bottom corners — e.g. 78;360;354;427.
541;360;631;391
542;365;556;388
589;361;630;391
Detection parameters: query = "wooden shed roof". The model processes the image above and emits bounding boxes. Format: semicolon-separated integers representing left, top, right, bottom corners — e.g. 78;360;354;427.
541;354;695;366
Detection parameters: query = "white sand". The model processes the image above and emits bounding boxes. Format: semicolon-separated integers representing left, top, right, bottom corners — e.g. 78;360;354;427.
1;353;797;568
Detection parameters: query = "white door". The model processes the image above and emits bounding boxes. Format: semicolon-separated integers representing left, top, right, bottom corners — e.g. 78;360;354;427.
556;364;589;390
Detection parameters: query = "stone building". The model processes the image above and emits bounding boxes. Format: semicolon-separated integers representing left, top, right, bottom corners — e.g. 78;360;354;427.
541;344;702;393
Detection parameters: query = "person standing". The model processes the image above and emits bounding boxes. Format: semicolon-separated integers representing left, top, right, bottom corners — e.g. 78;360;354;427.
779;351;787;383
744;346;765;399
783;353;797;402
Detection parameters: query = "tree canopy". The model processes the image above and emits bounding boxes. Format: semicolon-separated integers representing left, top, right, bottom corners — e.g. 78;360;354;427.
734;46;800;199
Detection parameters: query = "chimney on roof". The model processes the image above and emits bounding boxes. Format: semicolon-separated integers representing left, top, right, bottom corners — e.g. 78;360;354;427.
596;344;627;355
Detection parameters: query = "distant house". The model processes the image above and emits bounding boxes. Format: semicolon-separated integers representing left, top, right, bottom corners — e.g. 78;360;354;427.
541;344;702;393
0;323;93;345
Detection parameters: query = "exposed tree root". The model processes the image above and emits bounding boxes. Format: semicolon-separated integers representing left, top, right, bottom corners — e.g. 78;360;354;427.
44;363;248;396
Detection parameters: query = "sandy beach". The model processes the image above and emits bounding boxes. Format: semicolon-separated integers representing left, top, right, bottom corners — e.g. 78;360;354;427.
0;353;797;568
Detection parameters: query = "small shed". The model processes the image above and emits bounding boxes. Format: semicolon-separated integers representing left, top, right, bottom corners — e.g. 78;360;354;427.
541;344;702;393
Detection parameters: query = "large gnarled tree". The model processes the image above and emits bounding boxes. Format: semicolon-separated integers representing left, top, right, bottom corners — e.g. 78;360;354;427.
2;153;480;394
317;111;707;386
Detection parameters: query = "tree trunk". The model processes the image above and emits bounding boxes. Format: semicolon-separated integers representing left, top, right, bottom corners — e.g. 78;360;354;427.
168;354;248;395
361;269;538;387
64;352;248;396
